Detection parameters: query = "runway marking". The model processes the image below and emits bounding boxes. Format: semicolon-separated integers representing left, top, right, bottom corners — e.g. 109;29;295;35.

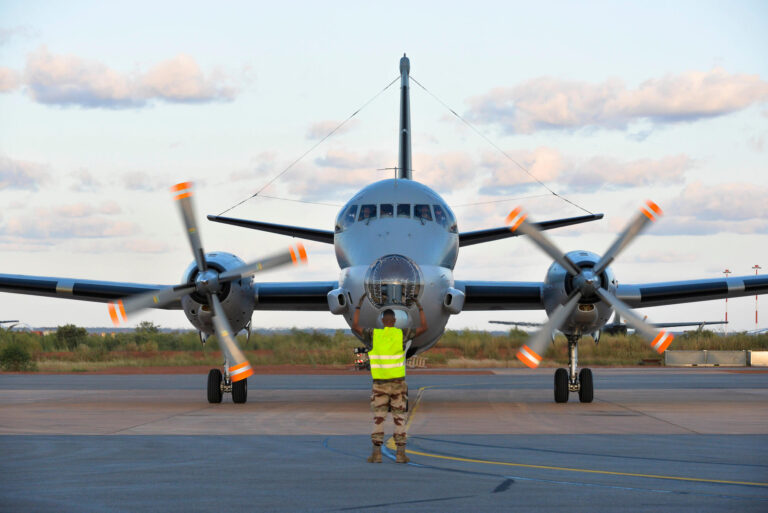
389;383;768;488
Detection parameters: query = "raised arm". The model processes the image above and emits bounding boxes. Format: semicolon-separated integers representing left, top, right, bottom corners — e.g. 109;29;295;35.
413;299;428;337
351;293;367;336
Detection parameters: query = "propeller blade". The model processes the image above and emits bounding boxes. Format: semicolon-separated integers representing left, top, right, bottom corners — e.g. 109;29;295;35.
218;243;308;283
516;291;582;368
209;294;253;382
107;284;196;325
594;287;673;354
507;207;580;276
171;182;207;273
593;201;662;275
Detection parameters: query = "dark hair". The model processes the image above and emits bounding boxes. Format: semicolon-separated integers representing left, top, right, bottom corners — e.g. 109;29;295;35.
382;309;395;319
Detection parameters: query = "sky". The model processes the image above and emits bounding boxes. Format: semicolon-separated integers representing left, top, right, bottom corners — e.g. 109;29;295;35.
0;0;766;332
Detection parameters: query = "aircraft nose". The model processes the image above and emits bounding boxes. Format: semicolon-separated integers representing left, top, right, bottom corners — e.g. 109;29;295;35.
364;254;422;307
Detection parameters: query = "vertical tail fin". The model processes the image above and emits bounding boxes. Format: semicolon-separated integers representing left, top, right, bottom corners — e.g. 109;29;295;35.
398;54;412;180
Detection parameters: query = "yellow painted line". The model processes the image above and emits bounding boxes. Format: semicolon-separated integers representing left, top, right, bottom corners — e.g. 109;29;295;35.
405;450;768;487
384;382;768;488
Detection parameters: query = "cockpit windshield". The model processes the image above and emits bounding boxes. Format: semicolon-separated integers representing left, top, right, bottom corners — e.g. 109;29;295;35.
336;201;457;233
358;204;377;222
414;204;432;222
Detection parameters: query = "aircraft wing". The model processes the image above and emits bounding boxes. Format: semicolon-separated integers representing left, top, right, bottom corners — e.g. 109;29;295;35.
207;215;334;244
616;275;768;308
454;281;544;310
0;273;182;309
0;274;338;312
458;213;604;247
253;282;337;310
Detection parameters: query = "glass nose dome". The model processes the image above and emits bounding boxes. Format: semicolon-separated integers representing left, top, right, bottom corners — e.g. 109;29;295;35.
364;254;421;307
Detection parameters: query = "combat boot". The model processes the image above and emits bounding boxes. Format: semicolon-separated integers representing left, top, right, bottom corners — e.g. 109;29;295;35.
395;445;410;464
367;444;382;463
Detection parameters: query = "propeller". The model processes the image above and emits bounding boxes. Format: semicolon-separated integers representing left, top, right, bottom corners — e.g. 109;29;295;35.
108;181;308;381
508;201;673;368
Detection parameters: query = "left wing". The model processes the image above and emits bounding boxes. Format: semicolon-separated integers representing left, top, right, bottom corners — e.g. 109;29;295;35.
616;275;768;308
455;281;544;310
456;274;768;311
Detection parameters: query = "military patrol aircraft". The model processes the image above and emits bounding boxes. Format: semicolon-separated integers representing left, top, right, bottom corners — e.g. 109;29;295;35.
1;55;767;404
490;313;728;336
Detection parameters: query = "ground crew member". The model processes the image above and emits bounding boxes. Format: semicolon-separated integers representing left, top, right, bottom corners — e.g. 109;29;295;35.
352;292;428;463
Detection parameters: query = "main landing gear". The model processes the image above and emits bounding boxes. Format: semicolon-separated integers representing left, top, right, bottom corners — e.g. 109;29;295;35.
207;367;248;404
554;335;593;403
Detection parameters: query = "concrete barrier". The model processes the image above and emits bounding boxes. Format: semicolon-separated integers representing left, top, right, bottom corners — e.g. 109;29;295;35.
749;351;768;367
665;350;747;367
665;351;706;367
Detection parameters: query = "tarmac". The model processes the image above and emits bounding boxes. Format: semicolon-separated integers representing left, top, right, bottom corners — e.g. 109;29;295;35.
1;368;767;512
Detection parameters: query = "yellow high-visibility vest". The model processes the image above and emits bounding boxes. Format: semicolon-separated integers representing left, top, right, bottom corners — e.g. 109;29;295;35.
369;327;406;379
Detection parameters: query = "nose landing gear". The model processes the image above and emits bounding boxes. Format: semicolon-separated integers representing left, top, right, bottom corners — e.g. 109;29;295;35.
207;362;248;404
554;335;594;403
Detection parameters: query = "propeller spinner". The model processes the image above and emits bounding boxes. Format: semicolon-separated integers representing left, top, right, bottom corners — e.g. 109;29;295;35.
108;181;308;381
508;201;673;368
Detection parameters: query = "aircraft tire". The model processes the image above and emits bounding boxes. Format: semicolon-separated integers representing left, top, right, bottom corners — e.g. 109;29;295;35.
578;368;594;403
554;368;569;403
207;369;223;403
232;378;248;404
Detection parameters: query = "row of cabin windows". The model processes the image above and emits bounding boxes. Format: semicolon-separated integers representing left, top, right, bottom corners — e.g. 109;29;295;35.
336;203;457;233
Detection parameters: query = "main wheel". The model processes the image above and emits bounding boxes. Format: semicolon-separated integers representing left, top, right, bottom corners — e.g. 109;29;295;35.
554;368;569;403
207;369;223;403
232;378;248;404
578;368;593;403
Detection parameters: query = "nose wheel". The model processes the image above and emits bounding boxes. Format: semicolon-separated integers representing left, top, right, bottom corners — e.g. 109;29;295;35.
554;336;594;403
207;367;248;404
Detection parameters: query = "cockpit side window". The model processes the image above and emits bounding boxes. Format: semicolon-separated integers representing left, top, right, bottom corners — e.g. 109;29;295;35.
414;204;433;222
397;204;411;218
433;205;448;227
380;204;393;218
433;204;458;233
358;204;377;222
337;204;358;232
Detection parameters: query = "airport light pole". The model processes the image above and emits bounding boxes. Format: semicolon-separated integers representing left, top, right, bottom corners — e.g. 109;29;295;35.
753;265;762;327
723;268;731;335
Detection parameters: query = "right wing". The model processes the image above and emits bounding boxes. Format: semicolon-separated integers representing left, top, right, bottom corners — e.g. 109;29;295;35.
0;273;181;309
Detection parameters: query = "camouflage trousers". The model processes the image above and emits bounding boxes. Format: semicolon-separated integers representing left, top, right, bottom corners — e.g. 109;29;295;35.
370;378;408;446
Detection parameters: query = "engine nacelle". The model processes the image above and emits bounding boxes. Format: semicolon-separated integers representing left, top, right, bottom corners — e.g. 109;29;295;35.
542;250;617;336
180;252;255;336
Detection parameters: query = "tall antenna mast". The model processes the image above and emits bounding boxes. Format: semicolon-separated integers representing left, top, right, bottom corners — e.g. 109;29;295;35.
398;53;412;180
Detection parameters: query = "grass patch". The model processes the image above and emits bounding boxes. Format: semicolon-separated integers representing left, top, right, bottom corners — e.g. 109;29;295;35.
4;327;767;371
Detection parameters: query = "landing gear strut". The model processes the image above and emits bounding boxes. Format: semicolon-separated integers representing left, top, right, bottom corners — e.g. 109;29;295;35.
554;335;593;403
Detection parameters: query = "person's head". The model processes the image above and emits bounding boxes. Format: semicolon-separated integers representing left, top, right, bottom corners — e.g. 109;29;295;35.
382;309;396;327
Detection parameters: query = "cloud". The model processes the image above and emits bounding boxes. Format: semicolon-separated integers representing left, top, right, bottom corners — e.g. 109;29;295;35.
306;119;358;140
0;201;134;239
0;25;37;46
0;67;19;92
479;148;691;194
284;149;387;199
121;171;164;191
654;182;768;235
24;46;237;109
229;151;277;182
69;168;102;192
467;68;768;134
0;155;49;190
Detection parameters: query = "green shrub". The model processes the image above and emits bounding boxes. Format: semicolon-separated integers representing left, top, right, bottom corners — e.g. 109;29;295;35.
0;342;36;371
